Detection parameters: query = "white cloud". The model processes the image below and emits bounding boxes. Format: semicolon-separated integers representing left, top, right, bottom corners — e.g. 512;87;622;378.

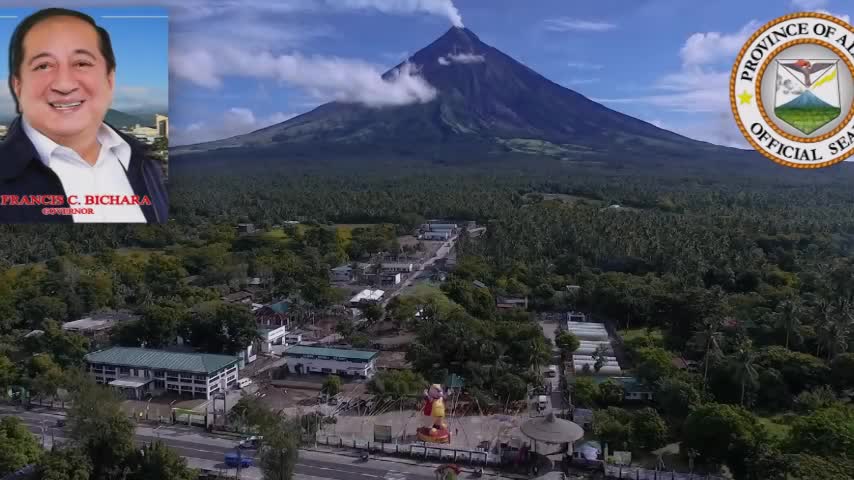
680;21;759;66
787;1;850;23
170;108;298;146
591;20;766;149
593;68;728;113
336;0;463;27
112;86;168;113
543;18;617;32
172;47;437;108
11;0;464;25
437;52;485;65
566;62;603;70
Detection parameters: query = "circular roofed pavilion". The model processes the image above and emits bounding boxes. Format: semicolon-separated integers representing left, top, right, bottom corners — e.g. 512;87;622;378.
520;412;585;452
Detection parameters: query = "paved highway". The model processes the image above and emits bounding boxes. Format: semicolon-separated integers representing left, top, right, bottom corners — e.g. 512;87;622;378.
2;407;489;480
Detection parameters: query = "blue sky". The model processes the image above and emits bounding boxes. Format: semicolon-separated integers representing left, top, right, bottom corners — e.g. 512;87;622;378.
0;6;168;120
5;0;849;146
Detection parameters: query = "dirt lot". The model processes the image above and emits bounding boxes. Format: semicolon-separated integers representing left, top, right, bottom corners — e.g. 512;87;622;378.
254;376;369;411
122;396;208;420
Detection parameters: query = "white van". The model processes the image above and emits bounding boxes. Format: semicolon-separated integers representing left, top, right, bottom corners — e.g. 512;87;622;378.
537;395;549;410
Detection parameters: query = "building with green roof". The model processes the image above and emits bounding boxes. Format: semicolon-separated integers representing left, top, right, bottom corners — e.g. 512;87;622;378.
85;347;240;400
283;345;379;378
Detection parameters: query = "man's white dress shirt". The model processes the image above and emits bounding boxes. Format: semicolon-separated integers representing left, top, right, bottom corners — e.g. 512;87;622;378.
22;118;147;223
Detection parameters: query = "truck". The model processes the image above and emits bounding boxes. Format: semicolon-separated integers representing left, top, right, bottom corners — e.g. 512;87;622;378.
546;365;558;378
537;395;549;411
224;452;253;468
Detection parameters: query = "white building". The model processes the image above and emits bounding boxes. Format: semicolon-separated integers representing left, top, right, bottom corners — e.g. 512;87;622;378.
567;322;609;341
85;347;240;400
421;231;450;241
284;331;304;345
283;346;379;378
350;289;384;306
258;325;288;354
382;262;413;273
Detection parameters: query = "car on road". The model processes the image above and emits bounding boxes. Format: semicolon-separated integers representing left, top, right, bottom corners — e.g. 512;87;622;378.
54;419;66;427
224;452;253;468
238;436;262;449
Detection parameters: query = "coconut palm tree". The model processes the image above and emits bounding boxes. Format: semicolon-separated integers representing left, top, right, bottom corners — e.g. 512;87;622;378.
775;298;802;350
734;339;758;407
692;317;724;393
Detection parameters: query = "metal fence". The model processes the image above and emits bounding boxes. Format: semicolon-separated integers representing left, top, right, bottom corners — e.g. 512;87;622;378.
315;435;492;465
604;465;724;480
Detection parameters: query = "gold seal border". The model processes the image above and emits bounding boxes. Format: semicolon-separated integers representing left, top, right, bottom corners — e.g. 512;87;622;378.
730;12;854;169
757;39;854;143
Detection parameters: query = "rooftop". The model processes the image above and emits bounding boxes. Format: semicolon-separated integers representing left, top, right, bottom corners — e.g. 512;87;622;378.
283;345;378;361
85;347;239;374
350;289;384;303
222;291;253;303
62;318;115;332
270;299;290;313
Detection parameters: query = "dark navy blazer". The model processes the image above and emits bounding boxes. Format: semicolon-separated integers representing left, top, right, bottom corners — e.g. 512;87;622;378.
0;116;168;223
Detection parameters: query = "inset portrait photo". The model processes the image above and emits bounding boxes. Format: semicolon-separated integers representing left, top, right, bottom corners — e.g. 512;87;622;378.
0;7;168;223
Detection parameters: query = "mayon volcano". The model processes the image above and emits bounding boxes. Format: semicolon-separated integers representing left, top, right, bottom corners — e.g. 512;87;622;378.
172;27;752;164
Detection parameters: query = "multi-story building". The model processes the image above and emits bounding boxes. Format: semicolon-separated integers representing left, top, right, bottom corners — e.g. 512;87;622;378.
330;265;354;283
155;114;169;139
85;347;240;400
283;346;379;378
381;262;413;273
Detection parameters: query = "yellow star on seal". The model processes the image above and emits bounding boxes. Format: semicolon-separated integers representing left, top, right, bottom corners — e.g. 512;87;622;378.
737;90;753;105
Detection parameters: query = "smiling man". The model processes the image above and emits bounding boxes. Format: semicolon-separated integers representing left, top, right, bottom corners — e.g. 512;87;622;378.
0;8;167;223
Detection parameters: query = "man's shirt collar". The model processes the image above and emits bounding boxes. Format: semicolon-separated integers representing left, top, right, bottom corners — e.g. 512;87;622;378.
21;117;131;170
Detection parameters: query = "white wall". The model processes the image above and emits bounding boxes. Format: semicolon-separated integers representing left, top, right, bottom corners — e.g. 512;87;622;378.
285;356;376;378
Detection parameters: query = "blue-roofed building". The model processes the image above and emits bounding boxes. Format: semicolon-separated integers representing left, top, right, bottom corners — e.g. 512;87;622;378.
85;347;240;400
270;299;290;314
283;345;379;378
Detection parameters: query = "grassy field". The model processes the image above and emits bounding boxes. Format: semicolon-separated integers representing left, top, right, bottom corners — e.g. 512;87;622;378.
619;327;664;343
776;106;841;134
401;283;443;298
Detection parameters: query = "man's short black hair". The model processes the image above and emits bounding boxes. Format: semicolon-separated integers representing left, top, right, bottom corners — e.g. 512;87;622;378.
7;8;116;114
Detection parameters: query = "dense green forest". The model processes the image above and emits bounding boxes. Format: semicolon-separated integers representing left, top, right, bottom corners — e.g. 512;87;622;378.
2;161;854;479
